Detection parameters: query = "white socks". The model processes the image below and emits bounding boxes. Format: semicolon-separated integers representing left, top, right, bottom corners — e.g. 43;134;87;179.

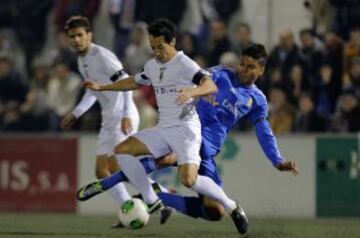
191;175;237;212
108;183;131;204
116;154;158;204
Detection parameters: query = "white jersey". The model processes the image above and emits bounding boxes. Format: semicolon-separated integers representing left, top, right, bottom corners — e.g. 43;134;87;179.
134;51;202;127
72;43;138;125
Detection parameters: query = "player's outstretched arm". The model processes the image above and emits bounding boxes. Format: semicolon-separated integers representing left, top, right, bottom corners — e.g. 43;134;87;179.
177;76;217;104
254;119;299;176
83;76;140;92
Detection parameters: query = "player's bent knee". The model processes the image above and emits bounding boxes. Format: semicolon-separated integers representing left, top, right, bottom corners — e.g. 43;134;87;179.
95;168;108;179
180;175;197;188
114;141;133;155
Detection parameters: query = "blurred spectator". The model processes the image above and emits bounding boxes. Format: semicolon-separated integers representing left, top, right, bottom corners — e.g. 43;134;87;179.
312;64;337;116
331;89;360;132
286;65;310;105
18;61;58;131
267;30;306;81
321;31;343;95
329;0;360;39
46;62;81;119
1;101;24;132
54;0;100;31
110;0;136;59
293;92;327;132
135;0;186;26
198;0;240;45
303;0;335;35
0;56;28;105
344;27;360;75
178;32;199;60
194;54;208;69
48;31;78;74
347;56;360;98
299;28;324;76
11;0;54;74
232;22;253;56
206;19;231;66
219;51;239;69
268;86;296;134
124;22;152;75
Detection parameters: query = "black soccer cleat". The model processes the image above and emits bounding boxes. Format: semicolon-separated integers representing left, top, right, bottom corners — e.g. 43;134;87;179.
230;202;249;235
160;206;172;225
147;199;172;225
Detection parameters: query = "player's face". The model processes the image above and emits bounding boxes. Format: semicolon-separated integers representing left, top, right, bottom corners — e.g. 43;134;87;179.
237;56;265;85
67;27;92;55
149;35;176;63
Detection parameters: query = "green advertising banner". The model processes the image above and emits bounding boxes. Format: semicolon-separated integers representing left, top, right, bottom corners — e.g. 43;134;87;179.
316;136;360;216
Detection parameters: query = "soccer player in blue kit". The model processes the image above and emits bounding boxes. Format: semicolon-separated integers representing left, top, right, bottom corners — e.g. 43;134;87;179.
77;44;299;234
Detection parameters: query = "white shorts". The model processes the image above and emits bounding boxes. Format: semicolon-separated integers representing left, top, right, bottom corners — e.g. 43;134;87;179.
133;120;202;166
97;114;140;156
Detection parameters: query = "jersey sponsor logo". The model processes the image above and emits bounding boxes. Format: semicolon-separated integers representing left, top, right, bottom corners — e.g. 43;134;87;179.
222;99;244;120
154;86;177;95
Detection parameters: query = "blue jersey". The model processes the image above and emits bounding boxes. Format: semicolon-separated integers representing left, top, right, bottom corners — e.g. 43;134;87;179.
196;66;284;167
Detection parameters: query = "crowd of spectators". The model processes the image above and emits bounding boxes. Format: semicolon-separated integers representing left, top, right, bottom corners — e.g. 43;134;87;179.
0;0;359;134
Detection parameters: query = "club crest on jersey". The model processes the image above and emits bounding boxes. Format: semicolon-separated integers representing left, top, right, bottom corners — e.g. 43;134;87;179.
247;97;253;107
159;67;166;80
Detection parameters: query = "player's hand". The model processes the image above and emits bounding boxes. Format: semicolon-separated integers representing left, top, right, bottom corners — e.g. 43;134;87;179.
176;88;194;105
83;81;101;91
61;113;77;130
202;95;219;106
276;161;299;176
121;117;133;135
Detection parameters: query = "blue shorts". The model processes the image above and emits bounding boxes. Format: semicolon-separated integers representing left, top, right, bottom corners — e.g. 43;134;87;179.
198;142;223;187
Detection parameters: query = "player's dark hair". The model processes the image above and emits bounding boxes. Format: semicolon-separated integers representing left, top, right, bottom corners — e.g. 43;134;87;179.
242;44;268;67
64;15;91;33
147;18;176;43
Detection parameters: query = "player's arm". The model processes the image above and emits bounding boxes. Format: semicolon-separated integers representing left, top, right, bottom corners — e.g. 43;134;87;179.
84;76;140;92
248;104;299;175
254;119;299;175
177;73;218;105
61;90;97;130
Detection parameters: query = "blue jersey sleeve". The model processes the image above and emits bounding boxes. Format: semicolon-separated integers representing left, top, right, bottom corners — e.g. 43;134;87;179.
254;119;285;166
246;103;268;125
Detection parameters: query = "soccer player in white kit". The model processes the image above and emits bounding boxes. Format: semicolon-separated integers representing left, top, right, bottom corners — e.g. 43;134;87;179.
60;16;140;224
84;19;247;232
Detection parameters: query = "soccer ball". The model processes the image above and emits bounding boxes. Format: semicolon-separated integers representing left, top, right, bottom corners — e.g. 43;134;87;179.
118;198;150;229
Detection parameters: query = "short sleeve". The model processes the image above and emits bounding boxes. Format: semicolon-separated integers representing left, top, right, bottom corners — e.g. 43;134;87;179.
180;56;202;82
100;49;128;80
134;63;152;85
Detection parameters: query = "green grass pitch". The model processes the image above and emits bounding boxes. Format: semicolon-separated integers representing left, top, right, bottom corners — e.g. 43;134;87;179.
0;213;359;238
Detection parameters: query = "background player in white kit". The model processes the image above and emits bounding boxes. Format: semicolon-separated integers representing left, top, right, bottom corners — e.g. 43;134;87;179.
60;16;140;226
85;19;249;234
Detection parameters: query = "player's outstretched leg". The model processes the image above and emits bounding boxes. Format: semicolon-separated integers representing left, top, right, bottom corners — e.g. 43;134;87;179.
77;156;158;201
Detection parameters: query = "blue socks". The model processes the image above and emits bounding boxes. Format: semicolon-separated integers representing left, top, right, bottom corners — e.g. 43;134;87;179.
157;192;205;219
98;156;210;220
100;156;158;190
